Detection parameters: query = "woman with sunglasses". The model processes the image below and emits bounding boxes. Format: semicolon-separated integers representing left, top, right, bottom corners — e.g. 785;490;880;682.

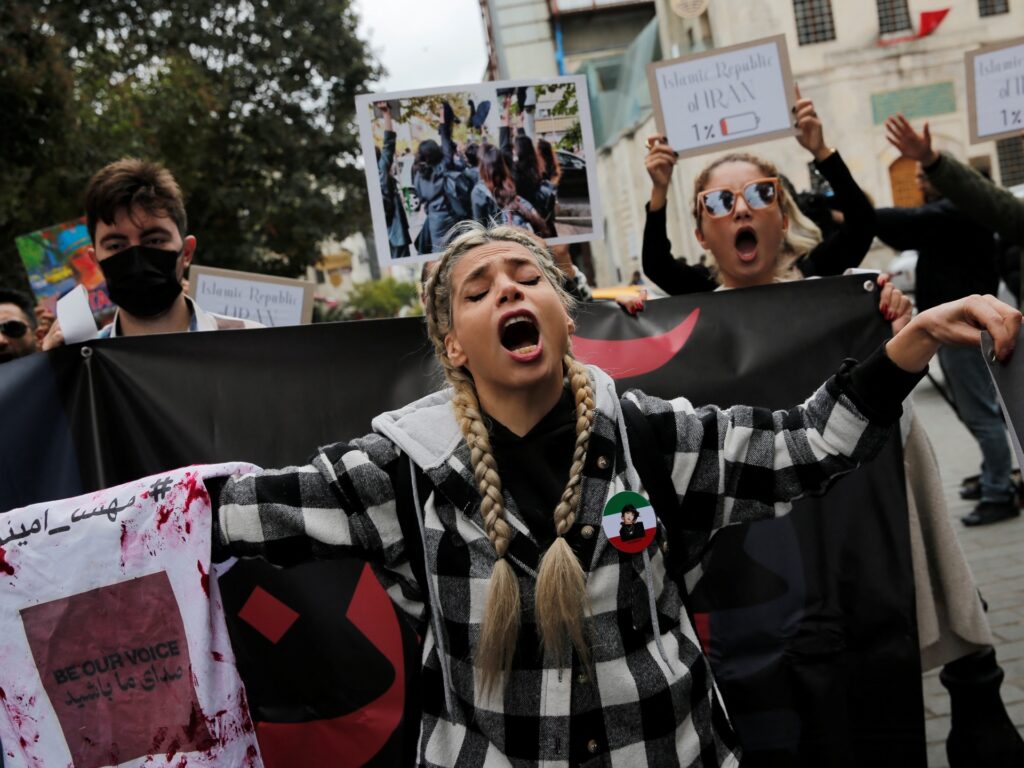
0;288;38;364
660;105;1012;762
642;94;875;293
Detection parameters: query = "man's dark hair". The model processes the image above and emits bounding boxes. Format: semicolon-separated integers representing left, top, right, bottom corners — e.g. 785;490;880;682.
85;158;187;242
464;142;479;168
0;288;37;329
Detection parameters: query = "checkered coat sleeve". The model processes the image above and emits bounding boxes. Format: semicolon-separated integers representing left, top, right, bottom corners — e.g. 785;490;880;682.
214;434;426;626
622;366;895;530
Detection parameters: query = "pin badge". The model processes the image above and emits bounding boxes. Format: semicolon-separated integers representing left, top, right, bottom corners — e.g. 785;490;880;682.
602;490;657;554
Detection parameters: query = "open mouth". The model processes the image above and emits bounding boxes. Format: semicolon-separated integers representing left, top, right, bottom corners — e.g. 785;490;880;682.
500;313;541;358
735;227;758;262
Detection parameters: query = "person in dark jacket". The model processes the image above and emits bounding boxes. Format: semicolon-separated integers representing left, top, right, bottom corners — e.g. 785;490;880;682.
377;103;411;259
498;97;556;238
876;163;1016;527
412;104;464;254
618;505;646;542
642;93;875;293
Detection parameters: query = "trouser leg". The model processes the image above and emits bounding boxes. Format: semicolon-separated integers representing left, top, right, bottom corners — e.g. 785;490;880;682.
937;346;1014;503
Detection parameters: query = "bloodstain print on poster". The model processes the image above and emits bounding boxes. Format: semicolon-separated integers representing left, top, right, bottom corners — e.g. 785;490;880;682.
20;571;214;768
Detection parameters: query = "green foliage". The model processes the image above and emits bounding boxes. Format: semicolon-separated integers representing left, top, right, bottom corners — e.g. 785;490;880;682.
333;276;420;320
548;83;579;119
1;0;381;293
540;83;581;151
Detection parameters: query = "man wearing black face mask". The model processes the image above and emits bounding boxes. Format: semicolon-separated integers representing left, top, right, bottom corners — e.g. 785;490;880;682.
42;158;261;348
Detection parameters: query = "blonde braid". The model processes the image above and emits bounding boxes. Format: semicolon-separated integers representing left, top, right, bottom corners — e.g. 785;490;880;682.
448;373;521;688
534;355;594;664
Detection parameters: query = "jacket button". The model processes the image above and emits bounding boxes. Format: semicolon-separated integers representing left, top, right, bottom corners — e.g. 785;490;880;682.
581;525;595;539
576;671;589;684
587;739;599;754
596;455;610;470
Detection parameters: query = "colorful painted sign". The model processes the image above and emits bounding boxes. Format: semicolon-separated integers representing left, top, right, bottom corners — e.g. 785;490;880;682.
14;217;114;325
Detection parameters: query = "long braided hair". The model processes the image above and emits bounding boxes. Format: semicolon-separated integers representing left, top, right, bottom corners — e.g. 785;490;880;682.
424;223;595;689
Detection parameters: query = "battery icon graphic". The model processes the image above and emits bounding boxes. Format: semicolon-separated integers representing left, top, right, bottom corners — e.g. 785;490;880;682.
720;112;760;136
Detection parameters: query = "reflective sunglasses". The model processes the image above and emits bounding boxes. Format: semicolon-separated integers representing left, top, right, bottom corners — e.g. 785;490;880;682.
0;320;29;339
698;177;780;218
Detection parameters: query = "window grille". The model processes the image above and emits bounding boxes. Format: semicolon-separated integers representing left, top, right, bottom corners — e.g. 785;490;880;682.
877;0;913;34
979;0;1009;18
997;136;1024;187
793;0;837;45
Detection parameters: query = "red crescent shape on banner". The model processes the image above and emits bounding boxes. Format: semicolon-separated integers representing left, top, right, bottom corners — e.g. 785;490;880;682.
255;564;405;766
572;308;700;379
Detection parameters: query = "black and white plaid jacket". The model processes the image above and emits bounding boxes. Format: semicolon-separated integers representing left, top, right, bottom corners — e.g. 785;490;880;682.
217;357;903;768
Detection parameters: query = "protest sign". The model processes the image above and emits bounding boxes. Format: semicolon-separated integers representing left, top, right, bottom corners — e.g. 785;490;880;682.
15;217;115;326
0;465;262;767
966;36;1024;144
982;329;1024;472
648;34;798;158
188;266;314;327
355;75;602;267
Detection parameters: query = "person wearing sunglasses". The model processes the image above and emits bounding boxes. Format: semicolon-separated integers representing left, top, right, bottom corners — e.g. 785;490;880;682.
0;288;38;364
641;92;875;293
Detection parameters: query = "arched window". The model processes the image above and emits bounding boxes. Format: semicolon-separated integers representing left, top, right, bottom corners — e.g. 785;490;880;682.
889;156;924;208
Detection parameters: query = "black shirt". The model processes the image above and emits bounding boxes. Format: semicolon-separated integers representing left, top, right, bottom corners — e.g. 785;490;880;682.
486;389;576;549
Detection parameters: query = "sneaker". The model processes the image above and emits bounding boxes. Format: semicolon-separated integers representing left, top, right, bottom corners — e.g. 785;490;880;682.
959;470;1022;502
962;501;1020;527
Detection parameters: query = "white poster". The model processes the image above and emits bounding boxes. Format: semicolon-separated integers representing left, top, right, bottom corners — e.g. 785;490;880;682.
966;37;1024;144
0;464;262;767
189;265;314;326
647;34;798;158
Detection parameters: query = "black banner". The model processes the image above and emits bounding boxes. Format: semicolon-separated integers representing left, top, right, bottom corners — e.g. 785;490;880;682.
0;275;924;766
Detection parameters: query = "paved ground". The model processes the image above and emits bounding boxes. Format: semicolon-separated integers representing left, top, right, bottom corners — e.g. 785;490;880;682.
912;365;1024;766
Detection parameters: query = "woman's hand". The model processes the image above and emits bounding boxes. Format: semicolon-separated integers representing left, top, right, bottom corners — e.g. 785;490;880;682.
550;244;576;278
877;274;913;334
793;86;831;162
884;114;940;167
645;135;677;211
886;295;1021;372
615;289;647;316
378;102;392;132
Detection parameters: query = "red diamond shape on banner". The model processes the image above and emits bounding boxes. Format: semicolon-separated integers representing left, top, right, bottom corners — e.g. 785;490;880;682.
238;586;299;644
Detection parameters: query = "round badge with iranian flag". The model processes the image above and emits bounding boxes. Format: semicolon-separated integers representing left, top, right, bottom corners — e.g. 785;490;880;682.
602;491;657;554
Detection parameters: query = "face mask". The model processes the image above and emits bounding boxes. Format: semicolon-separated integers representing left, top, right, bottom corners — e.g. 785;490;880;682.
99;245;183;318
